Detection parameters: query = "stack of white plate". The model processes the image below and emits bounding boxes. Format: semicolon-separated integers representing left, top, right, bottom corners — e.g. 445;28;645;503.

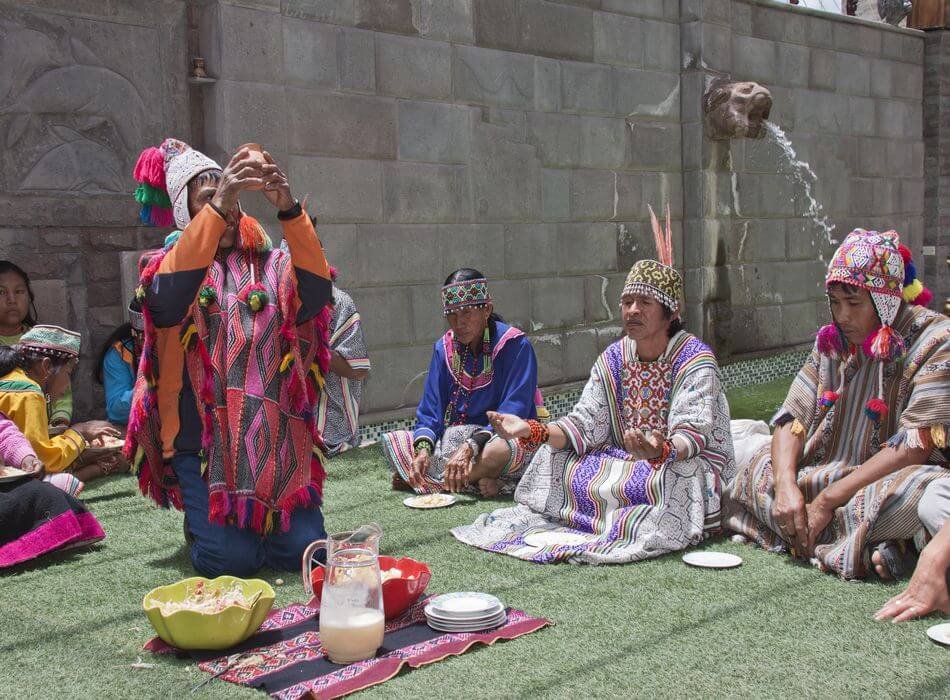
425;592;507;632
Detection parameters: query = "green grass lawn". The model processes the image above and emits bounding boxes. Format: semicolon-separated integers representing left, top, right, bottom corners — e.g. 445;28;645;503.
2;377;947;698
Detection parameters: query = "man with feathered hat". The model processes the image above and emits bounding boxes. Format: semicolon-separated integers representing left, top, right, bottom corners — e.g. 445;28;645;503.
452;206;736;564
725;229;949;580
125;138;334;577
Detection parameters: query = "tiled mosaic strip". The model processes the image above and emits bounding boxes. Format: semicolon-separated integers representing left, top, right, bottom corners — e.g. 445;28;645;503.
358;349;809;446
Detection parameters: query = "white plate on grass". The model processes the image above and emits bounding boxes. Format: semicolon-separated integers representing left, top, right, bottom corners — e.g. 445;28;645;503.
429;592;502;617
682;551;743;569
926;622;950;647
523;531;588;548
403;493;456;509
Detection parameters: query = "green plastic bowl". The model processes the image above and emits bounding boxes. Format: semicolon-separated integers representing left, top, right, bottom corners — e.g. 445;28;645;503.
142;576;275;650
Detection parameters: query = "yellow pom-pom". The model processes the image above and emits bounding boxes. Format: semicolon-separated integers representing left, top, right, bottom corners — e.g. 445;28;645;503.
902;278;923;303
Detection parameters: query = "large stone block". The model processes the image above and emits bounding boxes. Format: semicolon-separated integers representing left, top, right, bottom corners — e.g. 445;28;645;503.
410;284;448;344
850;97;876;137
207;4;283;83
473;0;521;52
467;123;542;221
559;222;619;273
563;327;599;380
641;19;679;73
340;28;376;93
732;35;776;84
206;80;288;155
570;169;641;221
561;61;613;115
519;0;594;61
612;67;680;118
287;155;382;223
411;0;474;44
793;89;850;134
781;301;819;345
584;272;622;323
383;161;459;223
777;42;810;89
317;224;358;278
398;101;472;164
593;11;643;68
357;224;440;284
282;0;355;24
453;45;535;109
542;168;571;221
440;224;506;278
282;17;338;88
810;49;836;91
640;171;683;218
361;344;433;413
876;99;921;139
527;112;582;167
504;224;559;276
734;173;798;217
376;34;452;100
286;90;397;159
531;276;586;328
900;178;925;215
833;23;881;57
489;278;533;330
625;120;680;170
530;333;564;385
354;0;417;35
730;219;786;262
349;286;414;347
600;0;665;20
881;31;923;63
534;57;561;112
579;116;628;169
891;63;923;101
835;52;870;96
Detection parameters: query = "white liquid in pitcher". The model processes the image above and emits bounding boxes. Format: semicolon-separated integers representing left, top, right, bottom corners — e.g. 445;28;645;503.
320;608;385;664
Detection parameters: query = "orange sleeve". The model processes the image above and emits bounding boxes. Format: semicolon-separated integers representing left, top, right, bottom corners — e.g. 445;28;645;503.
157;204;227;275
281;210;330;280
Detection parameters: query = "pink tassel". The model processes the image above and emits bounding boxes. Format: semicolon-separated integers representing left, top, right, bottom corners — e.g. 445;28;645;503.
149;206;174;227
133;147;166;190
236;498;249;528
816;324;846;359
208;490;230;524
251;502;266;532
866;325;906;362
915;287;933;308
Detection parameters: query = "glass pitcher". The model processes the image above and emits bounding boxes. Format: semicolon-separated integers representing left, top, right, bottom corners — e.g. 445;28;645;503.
302;524;384;664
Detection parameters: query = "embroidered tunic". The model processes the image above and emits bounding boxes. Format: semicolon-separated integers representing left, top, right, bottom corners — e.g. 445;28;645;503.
452;332;736;564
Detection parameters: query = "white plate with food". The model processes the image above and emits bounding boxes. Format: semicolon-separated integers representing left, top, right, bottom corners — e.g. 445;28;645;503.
926;622;950;647
403;493;456;509
91;435;125;449
523;530;589;549
682;551;743;569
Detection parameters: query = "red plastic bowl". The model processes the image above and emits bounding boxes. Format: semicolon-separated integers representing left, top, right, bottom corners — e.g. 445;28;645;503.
309;556;431;620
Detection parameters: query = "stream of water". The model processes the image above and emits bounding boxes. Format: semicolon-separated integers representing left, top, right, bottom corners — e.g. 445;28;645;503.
764;122;837;254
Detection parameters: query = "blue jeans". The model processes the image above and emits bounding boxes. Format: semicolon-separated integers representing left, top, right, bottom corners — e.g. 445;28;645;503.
173;453;326;578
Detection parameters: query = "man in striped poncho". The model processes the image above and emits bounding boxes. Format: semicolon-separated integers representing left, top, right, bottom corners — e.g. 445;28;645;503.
725;229;949;580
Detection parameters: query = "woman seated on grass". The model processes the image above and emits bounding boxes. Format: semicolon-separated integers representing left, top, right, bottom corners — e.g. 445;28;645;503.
94;297;144;425
725;229;949;580
0;411;105;569
0;260;73;428
0;325;122;485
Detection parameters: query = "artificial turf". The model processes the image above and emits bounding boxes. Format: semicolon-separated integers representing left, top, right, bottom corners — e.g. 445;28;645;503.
2;378;947;698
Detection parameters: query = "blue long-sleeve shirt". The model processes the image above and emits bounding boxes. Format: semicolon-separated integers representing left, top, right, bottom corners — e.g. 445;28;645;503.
103;339;135;424
412;321;539;445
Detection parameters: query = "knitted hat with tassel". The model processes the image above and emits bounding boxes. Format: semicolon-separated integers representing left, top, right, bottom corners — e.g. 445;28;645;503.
817;228;932;426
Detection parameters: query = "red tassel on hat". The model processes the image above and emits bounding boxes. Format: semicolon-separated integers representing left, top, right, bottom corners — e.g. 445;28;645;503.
865;325;906;362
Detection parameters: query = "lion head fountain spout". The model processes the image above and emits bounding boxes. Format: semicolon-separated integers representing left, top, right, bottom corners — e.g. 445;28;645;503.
703;79;772;140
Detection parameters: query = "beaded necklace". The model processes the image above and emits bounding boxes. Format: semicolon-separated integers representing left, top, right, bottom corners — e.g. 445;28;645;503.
443;326;492;427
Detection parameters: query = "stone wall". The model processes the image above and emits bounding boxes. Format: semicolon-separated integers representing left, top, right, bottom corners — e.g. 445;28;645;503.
0;0;932;422
684;0;925;358
923;30;949;315
0;0;189;419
